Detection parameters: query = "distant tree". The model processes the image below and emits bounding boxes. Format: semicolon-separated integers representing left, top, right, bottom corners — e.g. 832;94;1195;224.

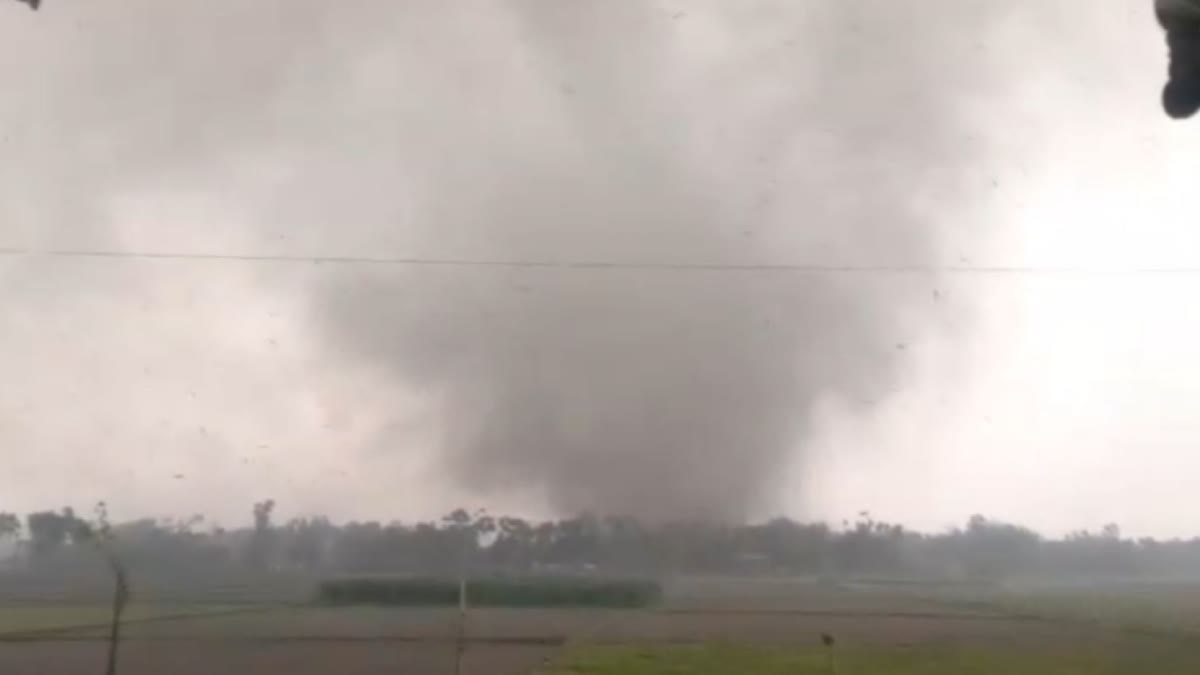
958;514;1041;580
245;500;277;569
748;518;830;573
13;501;1200;581
0;512;21;543
490;516;535;570
439;508;490;574
284;517;334;570
441;508;471;529
253;500;276;532
472;511;497;540
25;508;82;557
547;514;602;567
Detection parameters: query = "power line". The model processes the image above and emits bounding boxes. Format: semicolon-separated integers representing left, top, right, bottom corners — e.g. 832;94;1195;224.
0;246;1197;276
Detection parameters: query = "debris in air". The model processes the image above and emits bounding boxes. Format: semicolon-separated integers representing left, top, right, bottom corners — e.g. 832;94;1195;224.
12;0;39;10
1157;0;1200;118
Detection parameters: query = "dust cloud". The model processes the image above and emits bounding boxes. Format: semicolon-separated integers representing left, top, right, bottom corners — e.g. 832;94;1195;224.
0;1;1017;522
312;1;1011;521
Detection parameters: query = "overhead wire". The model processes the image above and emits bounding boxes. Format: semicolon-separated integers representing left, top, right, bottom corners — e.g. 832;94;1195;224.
1;246;1197;276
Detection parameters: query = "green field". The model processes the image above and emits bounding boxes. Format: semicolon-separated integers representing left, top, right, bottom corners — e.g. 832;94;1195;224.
2;578;1200;673
915;580;1200;636
547;642;1200;675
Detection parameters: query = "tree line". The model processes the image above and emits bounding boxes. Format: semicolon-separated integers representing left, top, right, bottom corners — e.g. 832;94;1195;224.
2;504;1198;582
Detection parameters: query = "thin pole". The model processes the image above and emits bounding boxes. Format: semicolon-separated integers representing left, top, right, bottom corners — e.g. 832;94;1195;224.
452;577;467;675
104;565;128;675
821;633;837;675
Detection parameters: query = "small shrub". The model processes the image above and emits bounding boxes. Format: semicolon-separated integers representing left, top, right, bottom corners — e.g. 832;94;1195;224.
317;577;459;606
316;576;661;608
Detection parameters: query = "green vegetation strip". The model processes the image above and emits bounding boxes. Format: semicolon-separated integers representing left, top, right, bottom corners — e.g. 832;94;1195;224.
546;643;1200;675
317;577;661;608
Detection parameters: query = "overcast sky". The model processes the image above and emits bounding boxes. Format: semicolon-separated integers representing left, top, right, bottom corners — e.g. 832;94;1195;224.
2;1;1199;538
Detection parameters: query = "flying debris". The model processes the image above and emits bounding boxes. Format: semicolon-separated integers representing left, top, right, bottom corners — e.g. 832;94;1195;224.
1157;0;1200;118
12;0;40;10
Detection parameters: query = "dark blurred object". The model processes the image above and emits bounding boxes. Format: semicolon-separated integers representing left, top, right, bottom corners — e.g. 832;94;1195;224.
1158;0;1200;118
10;0;39;9
821;633;838;675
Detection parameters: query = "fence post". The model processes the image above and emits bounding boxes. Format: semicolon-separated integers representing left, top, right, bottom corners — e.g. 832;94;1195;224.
452;577;467;675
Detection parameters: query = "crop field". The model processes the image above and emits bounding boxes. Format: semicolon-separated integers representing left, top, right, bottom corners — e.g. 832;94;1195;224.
2;578;1199;674
944;580;1200;635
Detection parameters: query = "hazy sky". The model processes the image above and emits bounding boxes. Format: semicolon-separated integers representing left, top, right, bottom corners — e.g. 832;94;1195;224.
2;1;1199;538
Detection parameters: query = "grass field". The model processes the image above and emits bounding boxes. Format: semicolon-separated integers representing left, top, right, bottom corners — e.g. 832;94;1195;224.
548;642;1200;674
1;577;1199;673
963;582;1200;635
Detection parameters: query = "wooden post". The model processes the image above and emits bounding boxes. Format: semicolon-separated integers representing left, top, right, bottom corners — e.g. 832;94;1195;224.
821;632;837;675
104;564;129;675
452;577;467;675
